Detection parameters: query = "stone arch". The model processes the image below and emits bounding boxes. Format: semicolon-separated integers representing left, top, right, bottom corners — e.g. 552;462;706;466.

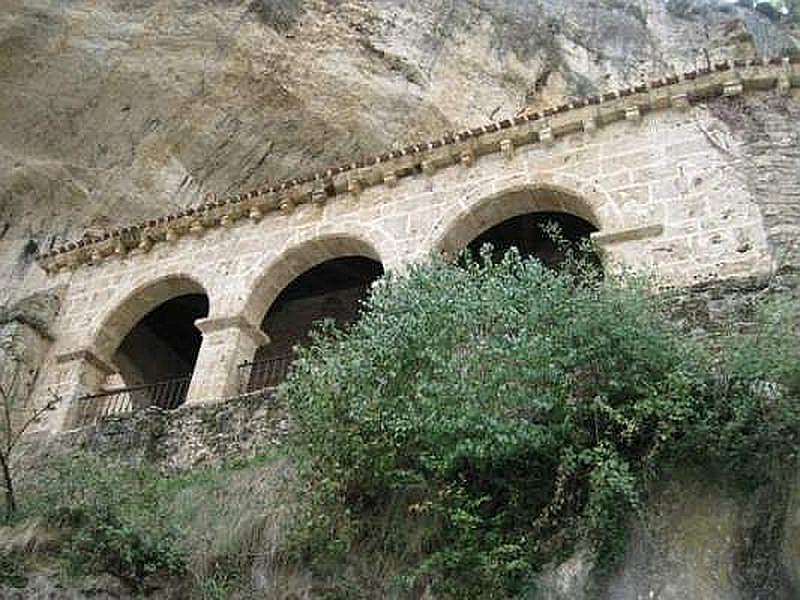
241;225;391;327
236;228;388;393
93;273;209;364
431;182;612;258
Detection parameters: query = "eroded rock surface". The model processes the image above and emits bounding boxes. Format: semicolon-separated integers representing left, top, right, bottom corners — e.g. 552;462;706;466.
1;0;797;302
0;289;61;416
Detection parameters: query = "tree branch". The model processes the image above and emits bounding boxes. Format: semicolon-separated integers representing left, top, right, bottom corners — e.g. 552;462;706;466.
6;389;61;454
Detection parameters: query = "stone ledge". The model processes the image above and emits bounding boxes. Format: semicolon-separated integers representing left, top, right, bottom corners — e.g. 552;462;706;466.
18;391;288;474
55;348;115;375
591;223;664;246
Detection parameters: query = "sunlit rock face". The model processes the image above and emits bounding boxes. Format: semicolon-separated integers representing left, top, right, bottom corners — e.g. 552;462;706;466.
0;0;797;301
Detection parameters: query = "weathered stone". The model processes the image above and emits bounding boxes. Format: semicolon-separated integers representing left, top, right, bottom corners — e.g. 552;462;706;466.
15;392;287;475
603;476;797;599
0;290;61;337
0;290;61;422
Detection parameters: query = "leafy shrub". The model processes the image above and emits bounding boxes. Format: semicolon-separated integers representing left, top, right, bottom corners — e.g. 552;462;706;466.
26;455;187;585
684;294;800;487
16;451;298;596
0;548;28;586
282;250;800;597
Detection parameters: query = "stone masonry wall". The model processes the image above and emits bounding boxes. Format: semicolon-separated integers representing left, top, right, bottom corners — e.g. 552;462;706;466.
16;390;287;476
19;63;800;431
708;93;800;270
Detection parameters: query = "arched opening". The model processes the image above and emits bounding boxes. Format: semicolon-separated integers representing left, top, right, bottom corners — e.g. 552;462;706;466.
80;277;211;422
243;256;383;392
435;186;602;270
465;211;599;268
113;293;209;398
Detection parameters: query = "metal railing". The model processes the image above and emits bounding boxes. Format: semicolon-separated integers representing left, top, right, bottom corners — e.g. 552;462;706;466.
73;375;191;426
237;354;293;394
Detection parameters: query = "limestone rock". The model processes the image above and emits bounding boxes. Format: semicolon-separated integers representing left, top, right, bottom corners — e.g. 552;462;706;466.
0;288;60;418
537;475;800;599
0;288;61;337
0;0;797;300
537;545;594;600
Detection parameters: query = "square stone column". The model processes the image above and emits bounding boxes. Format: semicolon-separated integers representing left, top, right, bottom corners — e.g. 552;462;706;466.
185;316;269;404
49;349;115;431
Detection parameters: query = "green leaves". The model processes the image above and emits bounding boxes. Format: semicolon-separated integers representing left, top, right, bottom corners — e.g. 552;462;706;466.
28;455;187;585
282;251;800;597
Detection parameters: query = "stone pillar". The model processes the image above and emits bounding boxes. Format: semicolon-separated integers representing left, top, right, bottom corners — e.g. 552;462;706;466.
185;316;269;404
50;349;115;431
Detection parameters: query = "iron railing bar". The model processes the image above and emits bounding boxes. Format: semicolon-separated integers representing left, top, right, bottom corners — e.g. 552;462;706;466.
238;354;294;370
237;354;294;394
79;374;192;401
72;374;195;428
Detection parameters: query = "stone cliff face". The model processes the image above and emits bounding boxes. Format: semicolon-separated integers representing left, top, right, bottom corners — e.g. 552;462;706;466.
1;0;797;301
0;289;60;420
1;3;799;597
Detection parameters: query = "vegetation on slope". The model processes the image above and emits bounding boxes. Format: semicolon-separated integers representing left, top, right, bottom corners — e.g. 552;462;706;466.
2;248;799;598
2;452;299;598
283;249;800;598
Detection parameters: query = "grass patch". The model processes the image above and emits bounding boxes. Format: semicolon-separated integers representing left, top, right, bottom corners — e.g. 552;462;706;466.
7;450;302;597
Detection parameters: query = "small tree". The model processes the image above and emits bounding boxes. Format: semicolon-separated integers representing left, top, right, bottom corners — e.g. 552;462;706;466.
0;358;60;521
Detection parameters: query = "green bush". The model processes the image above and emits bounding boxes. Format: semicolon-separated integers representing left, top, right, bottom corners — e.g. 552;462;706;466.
686;294;800;487
282;250;800;598
0;548;28;586
17;451;298;596
26;455;187;585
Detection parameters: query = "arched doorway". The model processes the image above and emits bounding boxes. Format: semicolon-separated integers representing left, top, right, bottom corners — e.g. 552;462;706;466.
78;276;210;423
436;186;602;269
242;256;384;392
112;293;209;408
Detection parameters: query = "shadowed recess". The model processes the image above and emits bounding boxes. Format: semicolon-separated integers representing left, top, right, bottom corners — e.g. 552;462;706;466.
466;211;598;267
114;293;209;388
244;257;383;391
261;255;383;353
